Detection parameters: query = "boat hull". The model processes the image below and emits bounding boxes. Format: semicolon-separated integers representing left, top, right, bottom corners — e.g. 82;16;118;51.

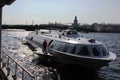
48;48;113;70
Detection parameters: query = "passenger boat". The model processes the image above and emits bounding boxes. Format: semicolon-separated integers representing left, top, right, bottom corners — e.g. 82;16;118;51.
26;29;116;70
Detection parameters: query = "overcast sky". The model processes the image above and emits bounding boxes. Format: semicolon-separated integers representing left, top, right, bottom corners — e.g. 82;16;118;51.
2;0;120;25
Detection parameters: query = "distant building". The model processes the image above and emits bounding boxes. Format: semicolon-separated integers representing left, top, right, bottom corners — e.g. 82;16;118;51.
91;23;120;32
72;16;79;28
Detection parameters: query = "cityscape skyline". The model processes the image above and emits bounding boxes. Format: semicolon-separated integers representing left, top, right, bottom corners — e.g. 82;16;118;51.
2;0;120;25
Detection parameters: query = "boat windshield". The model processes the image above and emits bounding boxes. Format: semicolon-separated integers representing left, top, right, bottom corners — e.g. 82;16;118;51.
49;40;75;54
67;30;77;35
75;45;109;57
49;40;109;57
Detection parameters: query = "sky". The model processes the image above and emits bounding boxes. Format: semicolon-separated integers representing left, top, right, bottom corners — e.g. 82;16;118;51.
2;0;120;25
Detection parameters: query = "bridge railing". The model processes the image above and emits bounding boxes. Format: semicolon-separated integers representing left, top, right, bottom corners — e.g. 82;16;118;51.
1;50;35;80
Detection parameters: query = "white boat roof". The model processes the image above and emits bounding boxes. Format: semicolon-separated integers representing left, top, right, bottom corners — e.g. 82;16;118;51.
53;37;103;45
28;30;103;45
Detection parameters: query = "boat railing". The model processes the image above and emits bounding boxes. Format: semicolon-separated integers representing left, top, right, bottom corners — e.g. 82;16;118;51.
1;50;35;80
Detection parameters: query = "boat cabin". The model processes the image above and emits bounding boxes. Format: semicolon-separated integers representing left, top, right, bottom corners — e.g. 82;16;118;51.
48;40;109;57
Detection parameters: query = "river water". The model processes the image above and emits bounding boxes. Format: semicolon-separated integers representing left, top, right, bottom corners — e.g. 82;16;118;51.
2;30;120;80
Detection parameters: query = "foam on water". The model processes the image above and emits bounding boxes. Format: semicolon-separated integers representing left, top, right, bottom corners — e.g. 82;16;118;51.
2;30;57;80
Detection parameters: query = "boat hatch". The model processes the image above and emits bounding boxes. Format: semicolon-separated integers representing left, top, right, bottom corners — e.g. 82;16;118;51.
88;39;96;43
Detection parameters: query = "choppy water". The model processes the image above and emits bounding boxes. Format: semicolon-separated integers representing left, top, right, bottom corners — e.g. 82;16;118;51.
2;30;120;80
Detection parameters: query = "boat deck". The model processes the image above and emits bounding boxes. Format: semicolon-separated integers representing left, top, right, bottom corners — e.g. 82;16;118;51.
26;38;54;59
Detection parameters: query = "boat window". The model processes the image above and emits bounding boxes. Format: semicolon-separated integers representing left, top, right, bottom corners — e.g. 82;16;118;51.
102;49;106;56
66;44;75;54
57;43;65;51
70;46;76;54
50;41;64;51
80;46;89;56
62;43;69;52
53;41;62;50
49;40;76;54
90;45;109;57
92;46;100;56
67;31;77;35
48;40;53;46
72;31;77;34
67;31;71;35
102;45;109;56
49;41;53;48
87;46;93;56
58;41;67;51
75;45;83;55
49;41;57;48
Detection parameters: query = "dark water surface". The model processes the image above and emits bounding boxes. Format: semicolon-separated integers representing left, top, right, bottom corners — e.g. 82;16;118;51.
38;57;100;80
57;68;99;80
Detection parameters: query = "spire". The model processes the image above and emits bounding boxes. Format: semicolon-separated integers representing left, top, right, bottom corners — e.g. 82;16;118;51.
74;16;78;25
72;16;79;28
75;16;77;20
